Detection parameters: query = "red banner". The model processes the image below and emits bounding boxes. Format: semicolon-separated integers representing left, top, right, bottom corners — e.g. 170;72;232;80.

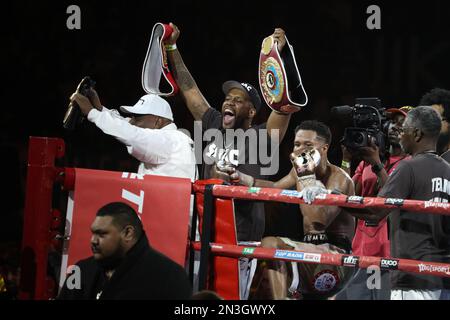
60;168;192;286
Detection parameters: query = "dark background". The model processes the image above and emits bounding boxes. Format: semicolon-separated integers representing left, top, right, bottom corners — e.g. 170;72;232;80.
2;0;450;277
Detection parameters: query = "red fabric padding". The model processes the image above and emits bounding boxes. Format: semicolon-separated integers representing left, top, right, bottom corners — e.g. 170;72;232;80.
66;169;192;268
194;180;240;300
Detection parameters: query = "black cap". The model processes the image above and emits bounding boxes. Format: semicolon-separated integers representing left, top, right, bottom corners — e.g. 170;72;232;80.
222;80;262;112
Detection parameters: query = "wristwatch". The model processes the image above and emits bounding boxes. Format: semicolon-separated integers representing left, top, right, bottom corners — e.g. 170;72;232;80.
371;162;384;174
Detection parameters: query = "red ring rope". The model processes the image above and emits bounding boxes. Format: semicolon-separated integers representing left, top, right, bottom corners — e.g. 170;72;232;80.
193;183;450;215
192;242;450;278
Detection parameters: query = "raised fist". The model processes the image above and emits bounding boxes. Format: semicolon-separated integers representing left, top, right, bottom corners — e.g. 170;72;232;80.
165;22;180;45
272;28;287;52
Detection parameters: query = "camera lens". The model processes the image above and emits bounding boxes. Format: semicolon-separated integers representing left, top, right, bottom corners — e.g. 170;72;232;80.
353;132;364;144
348;131;366;148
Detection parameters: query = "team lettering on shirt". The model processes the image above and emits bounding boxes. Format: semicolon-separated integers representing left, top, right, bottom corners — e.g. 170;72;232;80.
430;177;450;203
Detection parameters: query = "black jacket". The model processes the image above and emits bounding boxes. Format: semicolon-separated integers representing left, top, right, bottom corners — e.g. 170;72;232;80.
58;233;192;300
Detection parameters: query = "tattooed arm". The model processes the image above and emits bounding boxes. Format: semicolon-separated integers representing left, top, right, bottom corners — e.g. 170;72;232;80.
165;23;211;121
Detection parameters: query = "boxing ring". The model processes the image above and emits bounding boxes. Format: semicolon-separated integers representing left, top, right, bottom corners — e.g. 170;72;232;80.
20;137;450;300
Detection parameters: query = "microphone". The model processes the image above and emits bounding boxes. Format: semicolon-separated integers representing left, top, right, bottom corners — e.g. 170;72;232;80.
63;100;81;131
63;76;96;130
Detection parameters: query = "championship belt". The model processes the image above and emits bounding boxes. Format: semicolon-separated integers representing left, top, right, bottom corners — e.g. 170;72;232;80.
258;35;308;113
142;22;179;96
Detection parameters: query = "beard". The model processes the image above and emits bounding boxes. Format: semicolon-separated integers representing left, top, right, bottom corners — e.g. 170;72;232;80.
94;245;126;271
226;115;246;130
437;131;450;155
96;255;123;270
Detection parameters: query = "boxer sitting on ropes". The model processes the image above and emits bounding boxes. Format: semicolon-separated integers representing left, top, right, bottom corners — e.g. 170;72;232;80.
216;120;355;299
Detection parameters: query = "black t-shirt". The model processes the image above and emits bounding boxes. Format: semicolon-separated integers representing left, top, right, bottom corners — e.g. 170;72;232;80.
440;150;450;289
202;108;274;241
378;152;450;290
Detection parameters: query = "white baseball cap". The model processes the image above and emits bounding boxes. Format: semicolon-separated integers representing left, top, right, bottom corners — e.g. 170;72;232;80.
120;94;173;121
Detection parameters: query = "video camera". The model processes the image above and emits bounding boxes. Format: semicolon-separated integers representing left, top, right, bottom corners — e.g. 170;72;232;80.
63;76;96;131
331;98;390;152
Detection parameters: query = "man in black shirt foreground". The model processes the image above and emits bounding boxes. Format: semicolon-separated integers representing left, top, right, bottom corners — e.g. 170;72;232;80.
58;202;192;300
